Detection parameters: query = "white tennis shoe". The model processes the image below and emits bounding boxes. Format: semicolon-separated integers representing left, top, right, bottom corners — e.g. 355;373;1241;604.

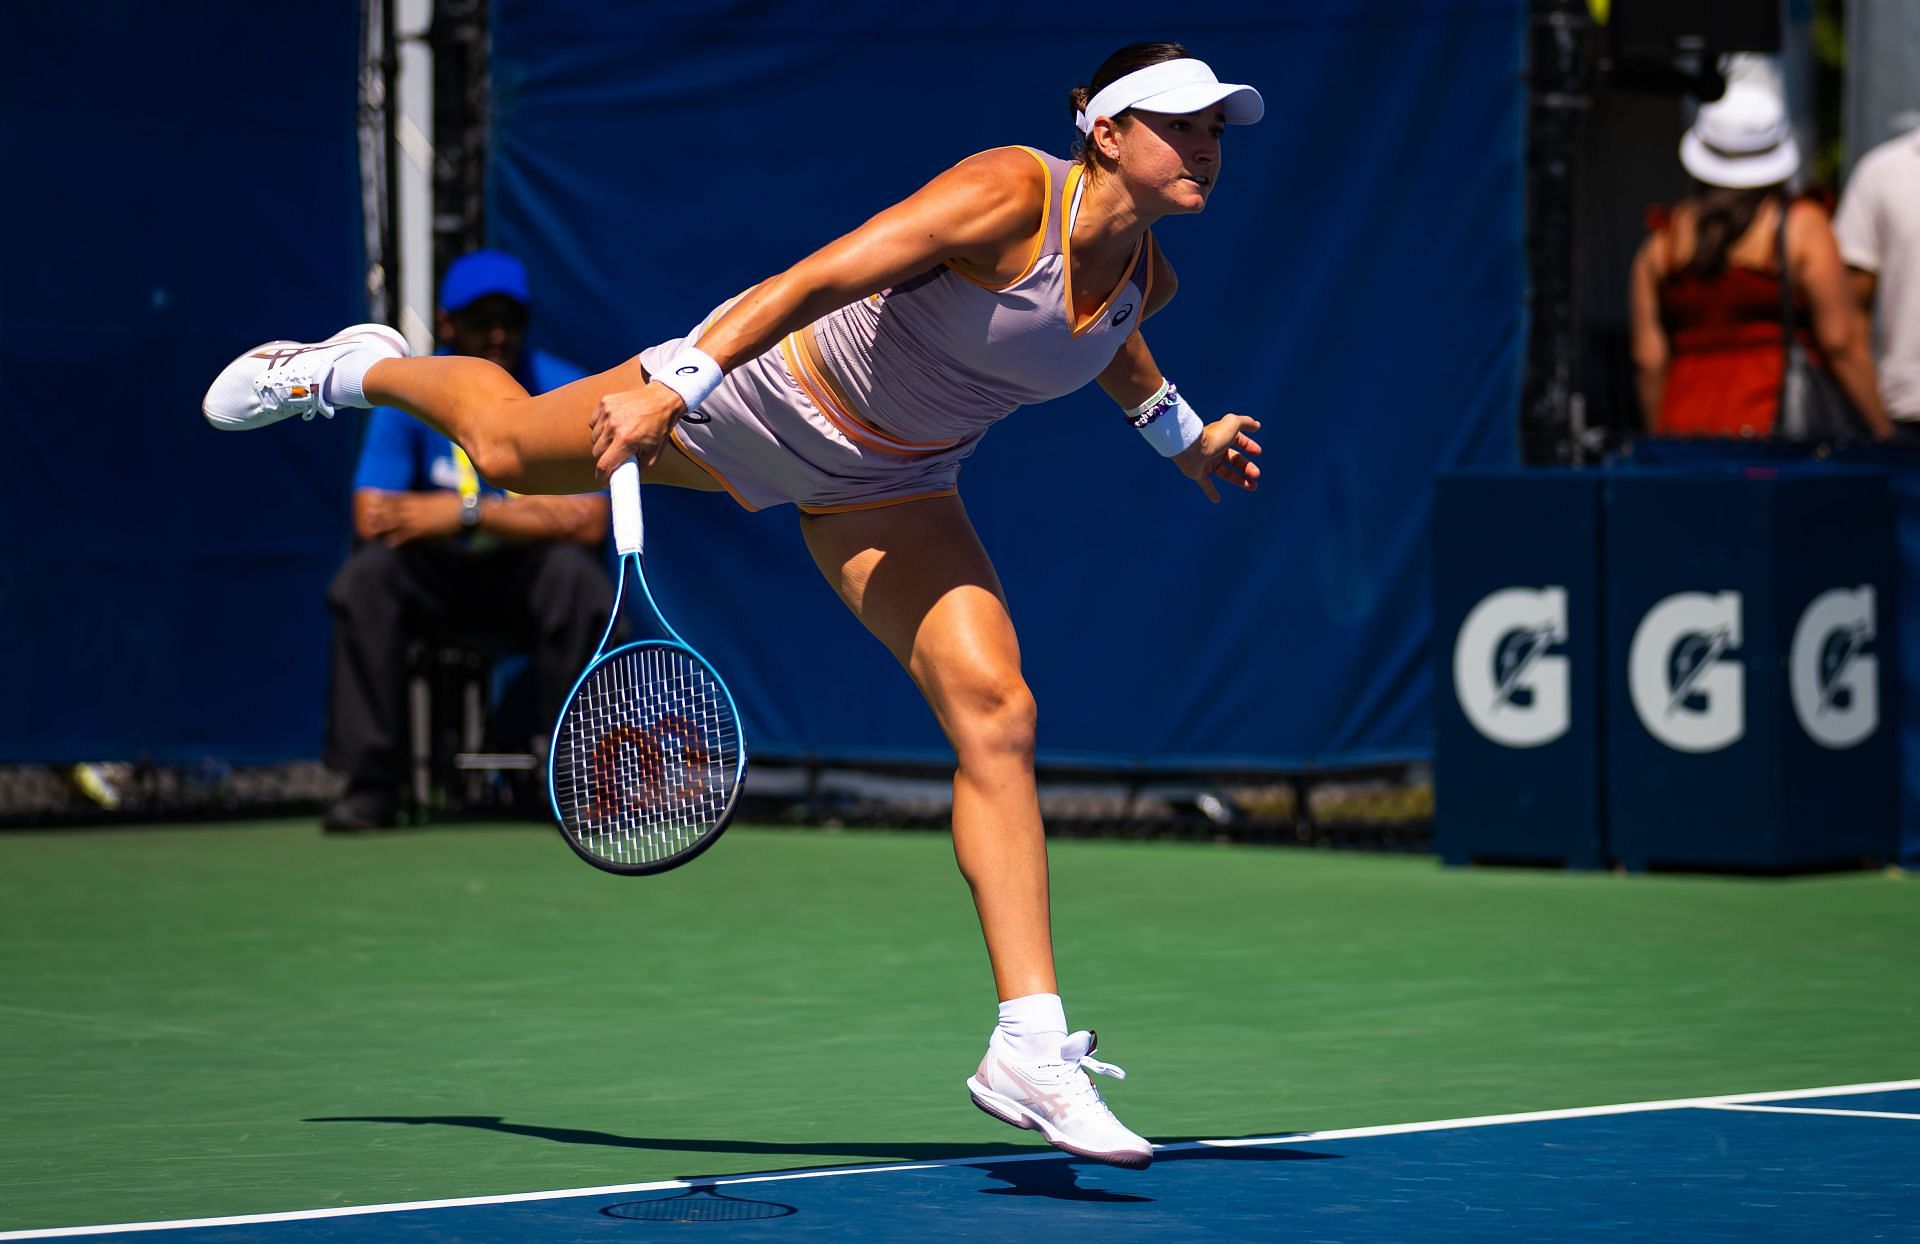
966;1029;1153;1169
201;323;408;431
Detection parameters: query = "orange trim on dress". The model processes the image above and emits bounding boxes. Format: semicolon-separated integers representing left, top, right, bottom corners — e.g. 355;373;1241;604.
798;486;961;515
667;427;758;512
794;326;957;449
781;329;960;457
780;334;891;454
1059;165;1147;338
1134;232;1155;334
943;146;1054;292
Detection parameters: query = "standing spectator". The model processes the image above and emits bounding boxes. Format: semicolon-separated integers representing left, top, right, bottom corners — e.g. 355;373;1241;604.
323;250;612;831
1834;120;1920;438
1629;85;1892;440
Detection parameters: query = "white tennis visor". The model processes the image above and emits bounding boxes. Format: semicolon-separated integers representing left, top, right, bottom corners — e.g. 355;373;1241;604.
1075;59;1264;135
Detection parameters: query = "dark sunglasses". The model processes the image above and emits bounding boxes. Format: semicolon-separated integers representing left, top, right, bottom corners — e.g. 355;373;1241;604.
454;305;528;332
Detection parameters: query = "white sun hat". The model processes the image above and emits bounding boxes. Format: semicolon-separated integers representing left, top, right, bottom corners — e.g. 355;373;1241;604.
1679;83;1800;188
1076;59;1264;135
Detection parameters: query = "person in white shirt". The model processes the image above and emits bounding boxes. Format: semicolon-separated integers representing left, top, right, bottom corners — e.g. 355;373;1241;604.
1834;123;1920;435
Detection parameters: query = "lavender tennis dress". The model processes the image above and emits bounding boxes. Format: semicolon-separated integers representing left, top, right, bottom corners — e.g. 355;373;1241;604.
639;147;1157;513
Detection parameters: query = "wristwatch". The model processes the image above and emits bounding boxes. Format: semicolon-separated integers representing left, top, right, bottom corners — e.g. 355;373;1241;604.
458;492;482;530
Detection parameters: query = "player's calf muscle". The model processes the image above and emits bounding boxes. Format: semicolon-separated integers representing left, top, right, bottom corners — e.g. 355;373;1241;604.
368;357;543;457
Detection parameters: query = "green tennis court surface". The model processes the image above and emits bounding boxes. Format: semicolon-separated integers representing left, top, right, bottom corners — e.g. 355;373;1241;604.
1;822;1913;1234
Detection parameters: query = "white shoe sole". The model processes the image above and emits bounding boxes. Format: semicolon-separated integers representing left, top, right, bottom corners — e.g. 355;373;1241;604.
202;323;409;431
966;1076;1153;1170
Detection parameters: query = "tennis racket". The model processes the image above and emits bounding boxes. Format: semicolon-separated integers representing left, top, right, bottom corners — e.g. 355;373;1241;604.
547;460;746;874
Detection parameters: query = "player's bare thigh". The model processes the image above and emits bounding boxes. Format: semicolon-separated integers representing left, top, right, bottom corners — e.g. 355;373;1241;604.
416;353;723;496
799;495;1022;726
646;435;726;494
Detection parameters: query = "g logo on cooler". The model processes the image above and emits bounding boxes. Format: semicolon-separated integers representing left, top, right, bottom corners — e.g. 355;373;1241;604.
1628;591;1744;753
1789;586;1878;749
1453;587;1570;748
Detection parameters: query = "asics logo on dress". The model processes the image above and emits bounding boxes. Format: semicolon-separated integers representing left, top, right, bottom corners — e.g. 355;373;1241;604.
1111;303;1134;327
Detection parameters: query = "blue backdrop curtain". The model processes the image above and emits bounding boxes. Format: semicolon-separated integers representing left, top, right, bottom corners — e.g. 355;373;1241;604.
0;1;366;762
489;0;1527;767
0;2;1524;769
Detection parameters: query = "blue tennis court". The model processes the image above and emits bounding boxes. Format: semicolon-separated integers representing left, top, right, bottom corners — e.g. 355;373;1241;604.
12;1080;1915;1242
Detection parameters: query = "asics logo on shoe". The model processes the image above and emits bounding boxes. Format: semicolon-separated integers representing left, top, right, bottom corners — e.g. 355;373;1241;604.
251;331;384;370
251;343;339;369
994;1059;1079;1121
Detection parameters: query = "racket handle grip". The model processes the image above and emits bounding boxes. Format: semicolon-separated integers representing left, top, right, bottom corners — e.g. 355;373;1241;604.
611;459;643;555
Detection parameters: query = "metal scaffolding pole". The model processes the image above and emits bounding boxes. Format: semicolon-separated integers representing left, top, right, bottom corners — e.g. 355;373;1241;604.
356;0;400;327
1520;0;1600;464
430;0;490;284
1844;0;1920;169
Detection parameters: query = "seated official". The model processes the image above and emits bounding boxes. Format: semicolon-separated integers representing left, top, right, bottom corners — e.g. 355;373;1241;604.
323;250;612;831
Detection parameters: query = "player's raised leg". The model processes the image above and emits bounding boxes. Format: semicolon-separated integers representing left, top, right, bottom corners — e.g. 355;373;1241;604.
800;495;1152;1169
361;355;725;495
358;354;627;495
203;334;720;496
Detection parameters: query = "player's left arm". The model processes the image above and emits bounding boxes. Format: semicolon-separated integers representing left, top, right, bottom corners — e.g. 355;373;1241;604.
1094;244;1260;503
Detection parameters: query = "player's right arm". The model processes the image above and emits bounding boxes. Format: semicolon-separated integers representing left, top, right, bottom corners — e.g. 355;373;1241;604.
701;148;1044;364
589;149;1044;477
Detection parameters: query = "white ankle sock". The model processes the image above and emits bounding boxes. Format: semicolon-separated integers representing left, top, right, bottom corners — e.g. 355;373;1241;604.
995;993;1068;1059
324;347;387;409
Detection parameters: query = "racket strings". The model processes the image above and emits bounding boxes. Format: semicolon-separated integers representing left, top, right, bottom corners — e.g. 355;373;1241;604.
552;646;742;865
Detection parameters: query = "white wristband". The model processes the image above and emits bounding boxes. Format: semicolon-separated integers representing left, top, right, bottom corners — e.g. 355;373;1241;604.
1127;381;1205;456
654;345;723;414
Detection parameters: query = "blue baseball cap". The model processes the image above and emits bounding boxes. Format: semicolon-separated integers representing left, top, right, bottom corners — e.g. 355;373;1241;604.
439;250;530;313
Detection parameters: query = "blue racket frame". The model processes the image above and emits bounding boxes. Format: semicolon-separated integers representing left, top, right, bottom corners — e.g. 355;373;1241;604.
547;461;747;875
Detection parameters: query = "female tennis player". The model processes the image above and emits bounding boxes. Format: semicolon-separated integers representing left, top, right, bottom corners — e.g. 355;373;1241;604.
205;42;1262;1169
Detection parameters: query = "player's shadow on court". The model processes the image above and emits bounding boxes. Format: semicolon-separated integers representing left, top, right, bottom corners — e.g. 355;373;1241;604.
307;1114;1045;1164
306;1115;1337;1204
975;1145;1334;1202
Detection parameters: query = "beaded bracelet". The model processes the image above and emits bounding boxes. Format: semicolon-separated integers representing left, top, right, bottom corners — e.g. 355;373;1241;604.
1125;380;1204;456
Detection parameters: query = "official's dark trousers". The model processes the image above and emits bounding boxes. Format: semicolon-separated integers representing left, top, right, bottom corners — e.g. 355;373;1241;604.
325;540;613;794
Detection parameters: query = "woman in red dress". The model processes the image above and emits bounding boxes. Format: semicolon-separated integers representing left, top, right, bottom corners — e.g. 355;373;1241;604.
1629;84;1890;439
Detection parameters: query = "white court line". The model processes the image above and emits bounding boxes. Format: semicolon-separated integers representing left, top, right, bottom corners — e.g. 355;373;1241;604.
1195;1076;1920;1148
4;1077;1916;1240
1702;1103;1920;1122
